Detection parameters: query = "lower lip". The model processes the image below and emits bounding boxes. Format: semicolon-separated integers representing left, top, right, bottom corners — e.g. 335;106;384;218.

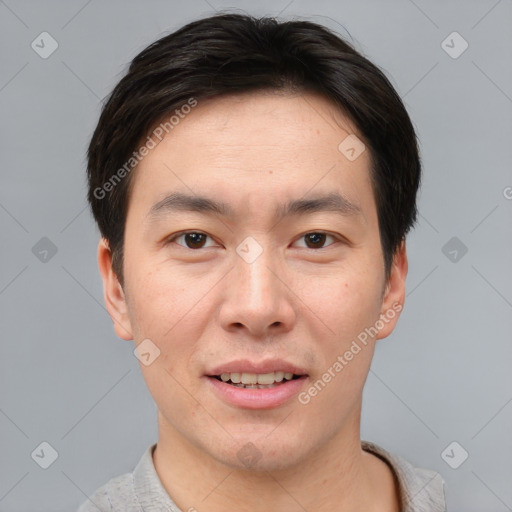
206;376;308;410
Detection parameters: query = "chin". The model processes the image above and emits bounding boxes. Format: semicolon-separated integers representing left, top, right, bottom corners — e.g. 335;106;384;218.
206;432;314;473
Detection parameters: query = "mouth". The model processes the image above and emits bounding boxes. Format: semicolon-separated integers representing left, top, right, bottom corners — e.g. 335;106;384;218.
210;371;303;389
206;367;308;409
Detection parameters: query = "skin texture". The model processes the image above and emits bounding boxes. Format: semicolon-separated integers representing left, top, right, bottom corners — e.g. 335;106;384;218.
98;90;407;512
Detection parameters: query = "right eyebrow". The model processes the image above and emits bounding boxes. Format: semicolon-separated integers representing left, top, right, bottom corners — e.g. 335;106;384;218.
146;192;233;221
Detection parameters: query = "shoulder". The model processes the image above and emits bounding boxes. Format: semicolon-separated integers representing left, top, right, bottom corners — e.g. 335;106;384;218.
76;472;141;512
362;440;446;512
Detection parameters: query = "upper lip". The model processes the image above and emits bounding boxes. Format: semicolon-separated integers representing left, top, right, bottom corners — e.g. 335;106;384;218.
207;359;308;376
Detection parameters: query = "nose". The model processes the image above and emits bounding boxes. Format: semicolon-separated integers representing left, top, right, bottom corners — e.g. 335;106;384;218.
218;244;296;338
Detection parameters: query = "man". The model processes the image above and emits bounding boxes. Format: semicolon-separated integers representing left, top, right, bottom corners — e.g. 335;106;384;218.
79;13;446;512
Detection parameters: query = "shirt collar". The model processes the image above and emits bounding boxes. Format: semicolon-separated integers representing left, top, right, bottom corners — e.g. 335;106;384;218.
132;442;446;512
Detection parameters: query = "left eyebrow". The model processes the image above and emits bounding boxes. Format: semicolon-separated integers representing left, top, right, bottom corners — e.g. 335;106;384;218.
145;191;363;223
276;192;362;219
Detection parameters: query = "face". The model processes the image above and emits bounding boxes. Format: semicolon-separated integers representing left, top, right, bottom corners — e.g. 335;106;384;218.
98;91;407;472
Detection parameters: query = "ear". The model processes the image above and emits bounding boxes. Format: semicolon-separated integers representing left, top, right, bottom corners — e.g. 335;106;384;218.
376;240;408;340
97;238;134;340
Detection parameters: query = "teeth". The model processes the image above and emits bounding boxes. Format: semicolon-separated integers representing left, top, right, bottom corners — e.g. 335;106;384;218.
241;372;258;385
216;371;298;386
231;383;279;389
257;372;275;385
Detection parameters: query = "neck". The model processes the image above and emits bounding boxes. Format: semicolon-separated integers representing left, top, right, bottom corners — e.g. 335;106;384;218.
152;408;400;512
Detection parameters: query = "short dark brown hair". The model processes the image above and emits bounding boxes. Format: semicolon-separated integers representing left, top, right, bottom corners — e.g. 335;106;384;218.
87;13;421;287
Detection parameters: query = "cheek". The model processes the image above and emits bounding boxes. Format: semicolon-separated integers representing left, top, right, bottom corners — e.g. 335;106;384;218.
125;263;207;369
298;266;382;402
308;266;384;342
128;266;211;422
298;276;379;426
297;330;375;441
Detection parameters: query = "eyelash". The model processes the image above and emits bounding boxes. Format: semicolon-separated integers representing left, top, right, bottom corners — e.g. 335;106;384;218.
165;230;341;250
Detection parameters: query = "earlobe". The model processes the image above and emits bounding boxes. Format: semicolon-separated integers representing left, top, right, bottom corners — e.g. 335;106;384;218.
97;238;134;341
377;241;408;340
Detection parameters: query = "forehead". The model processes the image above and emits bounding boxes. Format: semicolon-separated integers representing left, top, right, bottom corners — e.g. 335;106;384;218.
127;90;374;219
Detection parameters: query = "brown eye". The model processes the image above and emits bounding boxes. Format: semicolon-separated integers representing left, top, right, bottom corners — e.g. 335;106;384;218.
296;232;336;249
169;231;215;249
183;232;207;249
304;233;327;248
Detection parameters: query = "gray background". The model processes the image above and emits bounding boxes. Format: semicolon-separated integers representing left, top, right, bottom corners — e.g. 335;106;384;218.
1;0;511;511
